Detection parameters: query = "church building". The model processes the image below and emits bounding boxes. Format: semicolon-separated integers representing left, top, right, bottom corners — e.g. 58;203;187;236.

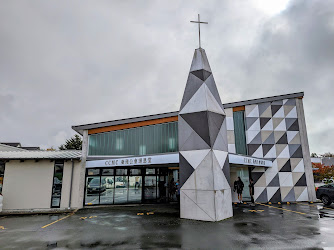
0;18;316;220
72;47;315;221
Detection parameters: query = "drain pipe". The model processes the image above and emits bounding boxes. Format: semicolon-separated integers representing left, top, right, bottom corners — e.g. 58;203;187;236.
68;159;74;209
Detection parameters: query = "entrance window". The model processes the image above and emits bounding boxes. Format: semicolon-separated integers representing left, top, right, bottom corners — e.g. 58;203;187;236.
128;175;142;203
86;177;101;205
85;169;100;205
51;160;64;208
0;161;5;194
100;176;114;204
114;175;128;204
230;167;251;202
84;166;179;205
144;176;157;200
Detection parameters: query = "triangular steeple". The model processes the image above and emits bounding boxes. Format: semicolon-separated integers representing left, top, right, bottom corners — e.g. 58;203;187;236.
179;48;232;222
180;48;224;112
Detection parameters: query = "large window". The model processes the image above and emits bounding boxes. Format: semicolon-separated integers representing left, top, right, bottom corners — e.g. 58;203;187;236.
233;111;247;155
84;167;177;205
88;121;178;156
51;161;64;208
0;161;5;194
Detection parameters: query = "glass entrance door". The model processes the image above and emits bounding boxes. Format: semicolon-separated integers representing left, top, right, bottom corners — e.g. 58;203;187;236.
230;167;251;201
237;168;250;201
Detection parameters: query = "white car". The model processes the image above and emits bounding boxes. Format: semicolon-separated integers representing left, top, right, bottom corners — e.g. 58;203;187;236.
115;181;125;188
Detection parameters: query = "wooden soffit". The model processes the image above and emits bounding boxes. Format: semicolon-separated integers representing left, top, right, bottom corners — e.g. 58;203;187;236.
88;116;178;135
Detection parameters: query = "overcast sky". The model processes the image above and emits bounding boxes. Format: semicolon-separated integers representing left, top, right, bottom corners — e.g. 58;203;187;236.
0;0;333;153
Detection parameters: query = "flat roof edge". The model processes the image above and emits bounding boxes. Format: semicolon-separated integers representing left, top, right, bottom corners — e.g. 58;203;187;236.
223;92;304;108
72;111;179;132
72;92;304;132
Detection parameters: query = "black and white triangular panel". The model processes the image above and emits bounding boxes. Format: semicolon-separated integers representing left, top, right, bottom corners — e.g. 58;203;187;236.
179;48;232;221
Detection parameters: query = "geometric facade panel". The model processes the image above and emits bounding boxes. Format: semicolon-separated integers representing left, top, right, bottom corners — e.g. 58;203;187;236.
243;98;308;203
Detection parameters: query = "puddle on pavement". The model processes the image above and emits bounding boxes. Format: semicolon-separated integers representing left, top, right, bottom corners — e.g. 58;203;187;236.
49;215;59;220
46;241;57;248
319;211;334;219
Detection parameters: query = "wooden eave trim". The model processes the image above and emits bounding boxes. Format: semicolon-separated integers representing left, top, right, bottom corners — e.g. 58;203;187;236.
233;106;245;112
88;116;178;135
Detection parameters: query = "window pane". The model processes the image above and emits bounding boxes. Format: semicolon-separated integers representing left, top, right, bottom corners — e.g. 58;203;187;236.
51;161;64;208
128;176;142;203
87;169;100;176
100;176;114;204
114;176;128;204
102;169;114;175
116;169;128;176
233;111;247;155
0;161;5;194
130;169;141;176
146;168;155;175
144;176;156;200
85;177;101;205
88;121;179;156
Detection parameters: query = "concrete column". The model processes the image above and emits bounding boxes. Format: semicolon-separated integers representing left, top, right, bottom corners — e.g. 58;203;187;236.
76;130;88;208
296;98;316;202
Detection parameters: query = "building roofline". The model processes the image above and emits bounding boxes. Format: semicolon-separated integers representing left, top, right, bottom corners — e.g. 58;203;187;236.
0;150;82;160
72;92;304;134
223;91;304;108
0;143;27;151
72;111;179;135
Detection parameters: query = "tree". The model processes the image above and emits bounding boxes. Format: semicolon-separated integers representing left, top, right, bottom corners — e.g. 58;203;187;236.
59;135;82;150
321;152;334;157
313;163;334;183
311;153;318;157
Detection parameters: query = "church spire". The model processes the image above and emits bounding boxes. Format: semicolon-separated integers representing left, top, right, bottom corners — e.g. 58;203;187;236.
178;46;232;222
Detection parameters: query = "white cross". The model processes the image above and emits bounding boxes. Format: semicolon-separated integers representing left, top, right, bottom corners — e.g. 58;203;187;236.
190;14;208;48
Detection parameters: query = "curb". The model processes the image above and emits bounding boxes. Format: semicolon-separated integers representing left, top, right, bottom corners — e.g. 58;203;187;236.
0;208;78;217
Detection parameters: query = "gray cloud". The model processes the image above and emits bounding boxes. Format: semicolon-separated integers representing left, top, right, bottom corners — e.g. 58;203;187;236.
0;0;333;153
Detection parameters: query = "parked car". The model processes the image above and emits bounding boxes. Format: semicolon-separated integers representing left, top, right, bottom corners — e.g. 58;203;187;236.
322;178;334;184
115;181;125;188
316;184;334;205
87;178;107;194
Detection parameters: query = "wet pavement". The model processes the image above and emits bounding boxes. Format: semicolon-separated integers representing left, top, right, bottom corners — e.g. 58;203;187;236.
0;202;333;249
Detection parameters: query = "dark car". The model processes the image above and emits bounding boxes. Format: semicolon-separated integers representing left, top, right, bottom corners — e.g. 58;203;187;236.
87;178;106;194
316;184;334;205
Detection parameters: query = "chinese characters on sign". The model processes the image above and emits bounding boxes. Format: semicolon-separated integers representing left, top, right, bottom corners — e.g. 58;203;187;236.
243;157;266;166
104;157;152;167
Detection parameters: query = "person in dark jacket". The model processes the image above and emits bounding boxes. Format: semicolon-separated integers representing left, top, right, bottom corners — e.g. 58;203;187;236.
249;178;255;204
233;177;244;203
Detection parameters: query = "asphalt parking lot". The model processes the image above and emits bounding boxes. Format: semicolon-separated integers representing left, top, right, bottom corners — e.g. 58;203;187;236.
0;202;333;249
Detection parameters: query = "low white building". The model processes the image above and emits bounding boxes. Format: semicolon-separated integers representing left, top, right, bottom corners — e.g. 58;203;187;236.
0;151;83;212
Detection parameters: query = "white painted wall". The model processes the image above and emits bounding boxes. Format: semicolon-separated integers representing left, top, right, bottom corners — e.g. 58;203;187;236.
2;160;54;210
2;159;83;211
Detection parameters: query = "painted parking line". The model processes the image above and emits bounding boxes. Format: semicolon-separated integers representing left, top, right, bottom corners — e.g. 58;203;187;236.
256;203;307;215
249;210;264;213
41;212;75;229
